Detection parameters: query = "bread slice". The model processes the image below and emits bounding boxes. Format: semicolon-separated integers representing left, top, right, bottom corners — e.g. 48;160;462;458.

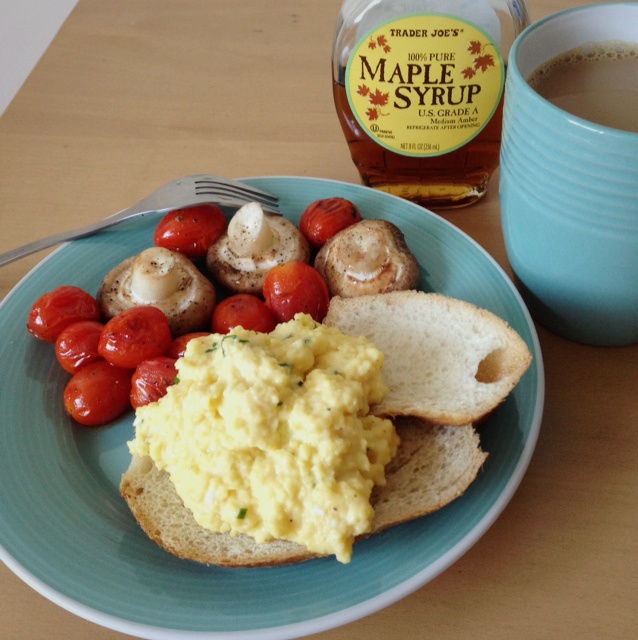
324;291;532;426
120;418;487;567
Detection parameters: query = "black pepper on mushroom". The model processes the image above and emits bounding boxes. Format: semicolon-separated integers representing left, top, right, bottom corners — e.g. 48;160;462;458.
97;246;216;336
206;202;311;295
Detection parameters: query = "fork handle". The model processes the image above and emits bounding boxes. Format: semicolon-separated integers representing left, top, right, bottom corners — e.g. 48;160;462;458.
0;215;147;268
0;197;280;268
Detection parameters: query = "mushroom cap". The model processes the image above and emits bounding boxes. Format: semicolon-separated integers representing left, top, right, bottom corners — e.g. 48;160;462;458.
314;219;420;298
206;211;310;295
97;247;216;336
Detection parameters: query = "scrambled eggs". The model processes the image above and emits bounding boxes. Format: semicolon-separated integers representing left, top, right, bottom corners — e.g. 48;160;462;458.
129;313;399;563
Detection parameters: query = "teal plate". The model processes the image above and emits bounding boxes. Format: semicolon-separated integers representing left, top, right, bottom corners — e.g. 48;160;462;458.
0;177;544;639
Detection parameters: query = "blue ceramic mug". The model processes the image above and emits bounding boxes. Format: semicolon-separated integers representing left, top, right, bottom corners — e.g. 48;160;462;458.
500;2;638;347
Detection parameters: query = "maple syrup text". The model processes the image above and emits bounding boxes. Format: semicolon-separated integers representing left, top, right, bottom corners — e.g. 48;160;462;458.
358;56;456;85
357;55;482;108
394;84;481;108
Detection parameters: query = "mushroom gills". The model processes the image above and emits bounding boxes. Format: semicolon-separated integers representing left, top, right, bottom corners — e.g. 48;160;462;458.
339;232;393;282
206;203;311;295
97;246;217;336
314;219;420;297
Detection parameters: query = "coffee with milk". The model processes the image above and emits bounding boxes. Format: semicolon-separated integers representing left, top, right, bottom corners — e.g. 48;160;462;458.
527;40;638;133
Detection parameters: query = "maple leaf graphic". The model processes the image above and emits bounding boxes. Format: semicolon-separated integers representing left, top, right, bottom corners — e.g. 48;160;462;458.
467;40;483;55
367;107;380;121
357;84;370;97
369;88;389;107
474;54;495;72
464;39;497;75
369;34;392;52
376;35;390;52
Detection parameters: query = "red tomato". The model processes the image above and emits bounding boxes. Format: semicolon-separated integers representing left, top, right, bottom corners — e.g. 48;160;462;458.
63;360;132;426
27;286;101;343
55;320;105;373
212;294;278;334
130;357;178;409
299;197;362;248
263;261;330;323
154;205;227;258
167;332;211;358
98;306;172;369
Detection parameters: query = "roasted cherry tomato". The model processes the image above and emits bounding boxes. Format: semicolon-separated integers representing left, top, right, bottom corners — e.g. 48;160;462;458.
212;294;278;334
154;205;227;258
299;197;363;249
263;261;330;323
55;320;105;373
63;360;132;426
167;332;211;358
130;357;178;409
27;285;101;343
98;306;172;369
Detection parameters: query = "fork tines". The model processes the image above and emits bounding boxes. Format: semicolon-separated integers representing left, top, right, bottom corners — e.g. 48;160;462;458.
194;180;279;207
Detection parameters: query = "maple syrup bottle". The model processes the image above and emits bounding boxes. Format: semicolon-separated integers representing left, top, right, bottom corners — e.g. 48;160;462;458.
332;0;529;208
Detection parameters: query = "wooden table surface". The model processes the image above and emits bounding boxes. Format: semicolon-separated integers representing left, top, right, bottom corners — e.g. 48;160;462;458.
1;1;636;638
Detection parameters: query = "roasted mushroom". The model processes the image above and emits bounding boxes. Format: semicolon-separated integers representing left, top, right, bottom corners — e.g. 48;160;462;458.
314;219;420;297
206;202;310;295
97;247;216;336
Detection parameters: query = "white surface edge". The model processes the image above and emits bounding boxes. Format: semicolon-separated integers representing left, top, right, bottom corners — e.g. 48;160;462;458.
0;0;79;115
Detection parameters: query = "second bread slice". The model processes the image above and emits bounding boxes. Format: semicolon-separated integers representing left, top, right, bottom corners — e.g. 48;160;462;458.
324;291;532;426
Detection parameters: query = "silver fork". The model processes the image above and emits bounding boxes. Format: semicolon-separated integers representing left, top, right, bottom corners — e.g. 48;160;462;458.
0;174;281;267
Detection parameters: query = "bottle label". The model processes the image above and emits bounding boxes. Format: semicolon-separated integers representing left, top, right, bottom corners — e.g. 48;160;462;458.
345;14;505;157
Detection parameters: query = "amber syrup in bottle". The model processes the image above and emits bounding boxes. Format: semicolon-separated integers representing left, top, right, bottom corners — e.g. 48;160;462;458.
332;0;529;208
